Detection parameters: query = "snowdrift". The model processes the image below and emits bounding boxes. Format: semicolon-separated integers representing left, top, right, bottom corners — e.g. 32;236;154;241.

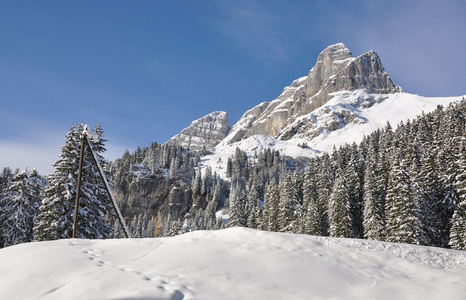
0;228;465;300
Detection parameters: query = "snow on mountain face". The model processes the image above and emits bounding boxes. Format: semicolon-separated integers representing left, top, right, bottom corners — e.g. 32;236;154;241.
223;43;400;144
205;91;463;179
168;43;464;178
167;111;230;150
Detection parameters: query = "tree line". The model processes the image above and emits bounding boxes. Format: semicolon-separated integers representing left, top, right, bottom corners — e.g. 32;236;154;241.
225;100;466;250
1;100;465;251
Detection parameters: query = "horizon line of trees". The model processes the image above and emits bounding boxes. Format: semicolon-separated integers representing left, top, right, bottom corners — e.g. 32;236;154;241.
0;123;115;248
1;99;465;251
223;100;466;250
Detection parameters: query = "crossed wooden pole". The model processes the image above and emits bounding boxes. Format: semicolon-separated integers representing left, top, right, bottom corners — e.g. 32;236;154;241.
72;127;131;239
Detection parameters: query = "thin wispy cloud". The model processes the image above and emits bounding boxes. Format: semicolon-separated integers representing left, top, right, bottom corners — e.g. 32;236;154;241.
147;124;165;132
0;132;64;175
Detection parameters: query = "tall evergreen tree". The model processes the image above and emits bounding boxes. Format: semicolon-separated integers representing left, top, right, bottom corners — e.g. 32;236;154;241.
302;163;324;235
35;124;80;241
35;123;113;241
449;135;466;250
278;173;302;233
418;147;444;246
363;158;385;240
261;181;280;232
1;169;43;247
384;149;427;245
345;143;363;237
246;182;262;229
228;182;247;227
328;169;353;238
315;154;333;235
191;166;202;196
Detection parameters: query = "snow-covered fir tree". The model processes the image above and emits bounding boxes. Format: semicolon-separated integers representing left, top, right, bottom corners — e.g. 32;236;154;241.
228;180;247;227
246;182;262;229
328;169;352;238
363;156;385;240
0;169;43;247
261;181;280;232
302;163;325;236
450;135;466;250
384;148;427;245
278;173;302;233
35;123;113;241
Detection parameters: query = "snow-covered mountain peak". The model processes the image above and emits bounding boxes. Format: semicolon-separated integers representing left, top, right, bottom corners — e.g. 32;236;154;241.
309;43;354;79
165;44;462;180
220;44;398;145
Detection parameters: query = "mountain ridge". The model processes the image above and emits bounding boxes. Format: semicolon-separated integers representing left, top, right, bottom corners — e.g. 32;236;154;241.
223;43;400;144
165;43;463;178
167;111;230;151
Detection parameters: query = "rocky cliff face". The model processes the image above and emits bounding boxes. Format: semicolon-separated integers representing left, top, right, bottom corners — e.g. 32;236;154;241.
167;111;230;150
114;168;192;225
223;43;400;143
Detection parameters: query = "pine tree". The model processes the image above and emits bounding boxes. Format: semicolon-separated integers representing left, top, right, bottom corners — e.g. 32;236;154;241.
345;143;363;237
302;163;324;236
1;169;43;247
35;123;113;241
438;135;462;248
191;166;202;196
261;181;280;232
35;124;80;241
205;199;218;230
278;173;302;233
328;169;352;238
246;182;261;229
418;147;443;246
167;220;183;237
449;135;466;250
212;181;222;204
228;182;247;227
201;166;212;196
315;154;332;235
363;158;385;240
78;123;114;239
384;150;427;245
0;167;13;248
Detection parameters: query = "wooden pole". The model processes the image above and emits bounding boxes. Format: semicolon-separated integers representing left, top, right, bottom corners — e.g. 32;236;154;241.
72;132;86;238
84;137;131;238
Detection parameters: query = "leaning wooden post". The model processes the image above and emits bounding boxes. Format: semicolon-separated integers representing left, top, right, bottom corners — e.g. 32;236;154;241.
84;135;132;238
72;131;87;238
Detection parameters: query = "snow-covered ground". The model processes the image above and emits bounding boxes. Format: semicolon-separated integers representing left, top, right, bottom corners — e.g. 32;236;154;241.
1;228;465;300
201;92;464;178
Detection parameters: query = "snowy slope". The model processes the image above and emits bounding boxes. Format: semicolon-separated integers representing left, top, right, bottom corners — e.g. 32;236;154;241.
201;92;464;178
0;228;465;300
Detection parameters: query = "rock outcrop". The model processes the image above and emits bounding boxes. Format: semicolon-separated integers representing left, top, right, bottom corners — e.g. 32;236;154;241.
167;111;230;150
223;43;400;143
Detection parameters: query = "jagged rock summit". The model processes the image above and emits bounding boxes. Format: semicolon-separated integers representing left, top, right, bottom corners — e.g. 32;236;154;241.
167;44;403;150
223;43;400;143
167;111;230;150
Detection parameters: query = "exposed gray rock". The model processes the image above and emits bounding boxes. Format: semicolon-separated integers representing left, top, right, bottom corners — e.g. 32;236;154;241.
223;102;269;144
167;111;230;150
226;43;400;142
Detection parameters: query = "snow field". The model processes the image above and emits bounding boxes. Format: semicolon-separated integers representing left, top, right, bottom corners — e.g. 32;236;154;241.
200;92;464;179
0;228;465;300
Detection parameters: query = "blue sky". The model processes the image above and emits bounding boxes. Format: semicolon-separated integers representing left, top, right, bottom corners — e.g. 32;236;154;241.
1;0;465;174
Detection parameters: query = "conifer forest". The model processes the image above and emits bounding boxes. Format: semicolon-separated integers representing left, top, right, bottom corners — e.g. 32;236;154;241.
1;100;465;251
